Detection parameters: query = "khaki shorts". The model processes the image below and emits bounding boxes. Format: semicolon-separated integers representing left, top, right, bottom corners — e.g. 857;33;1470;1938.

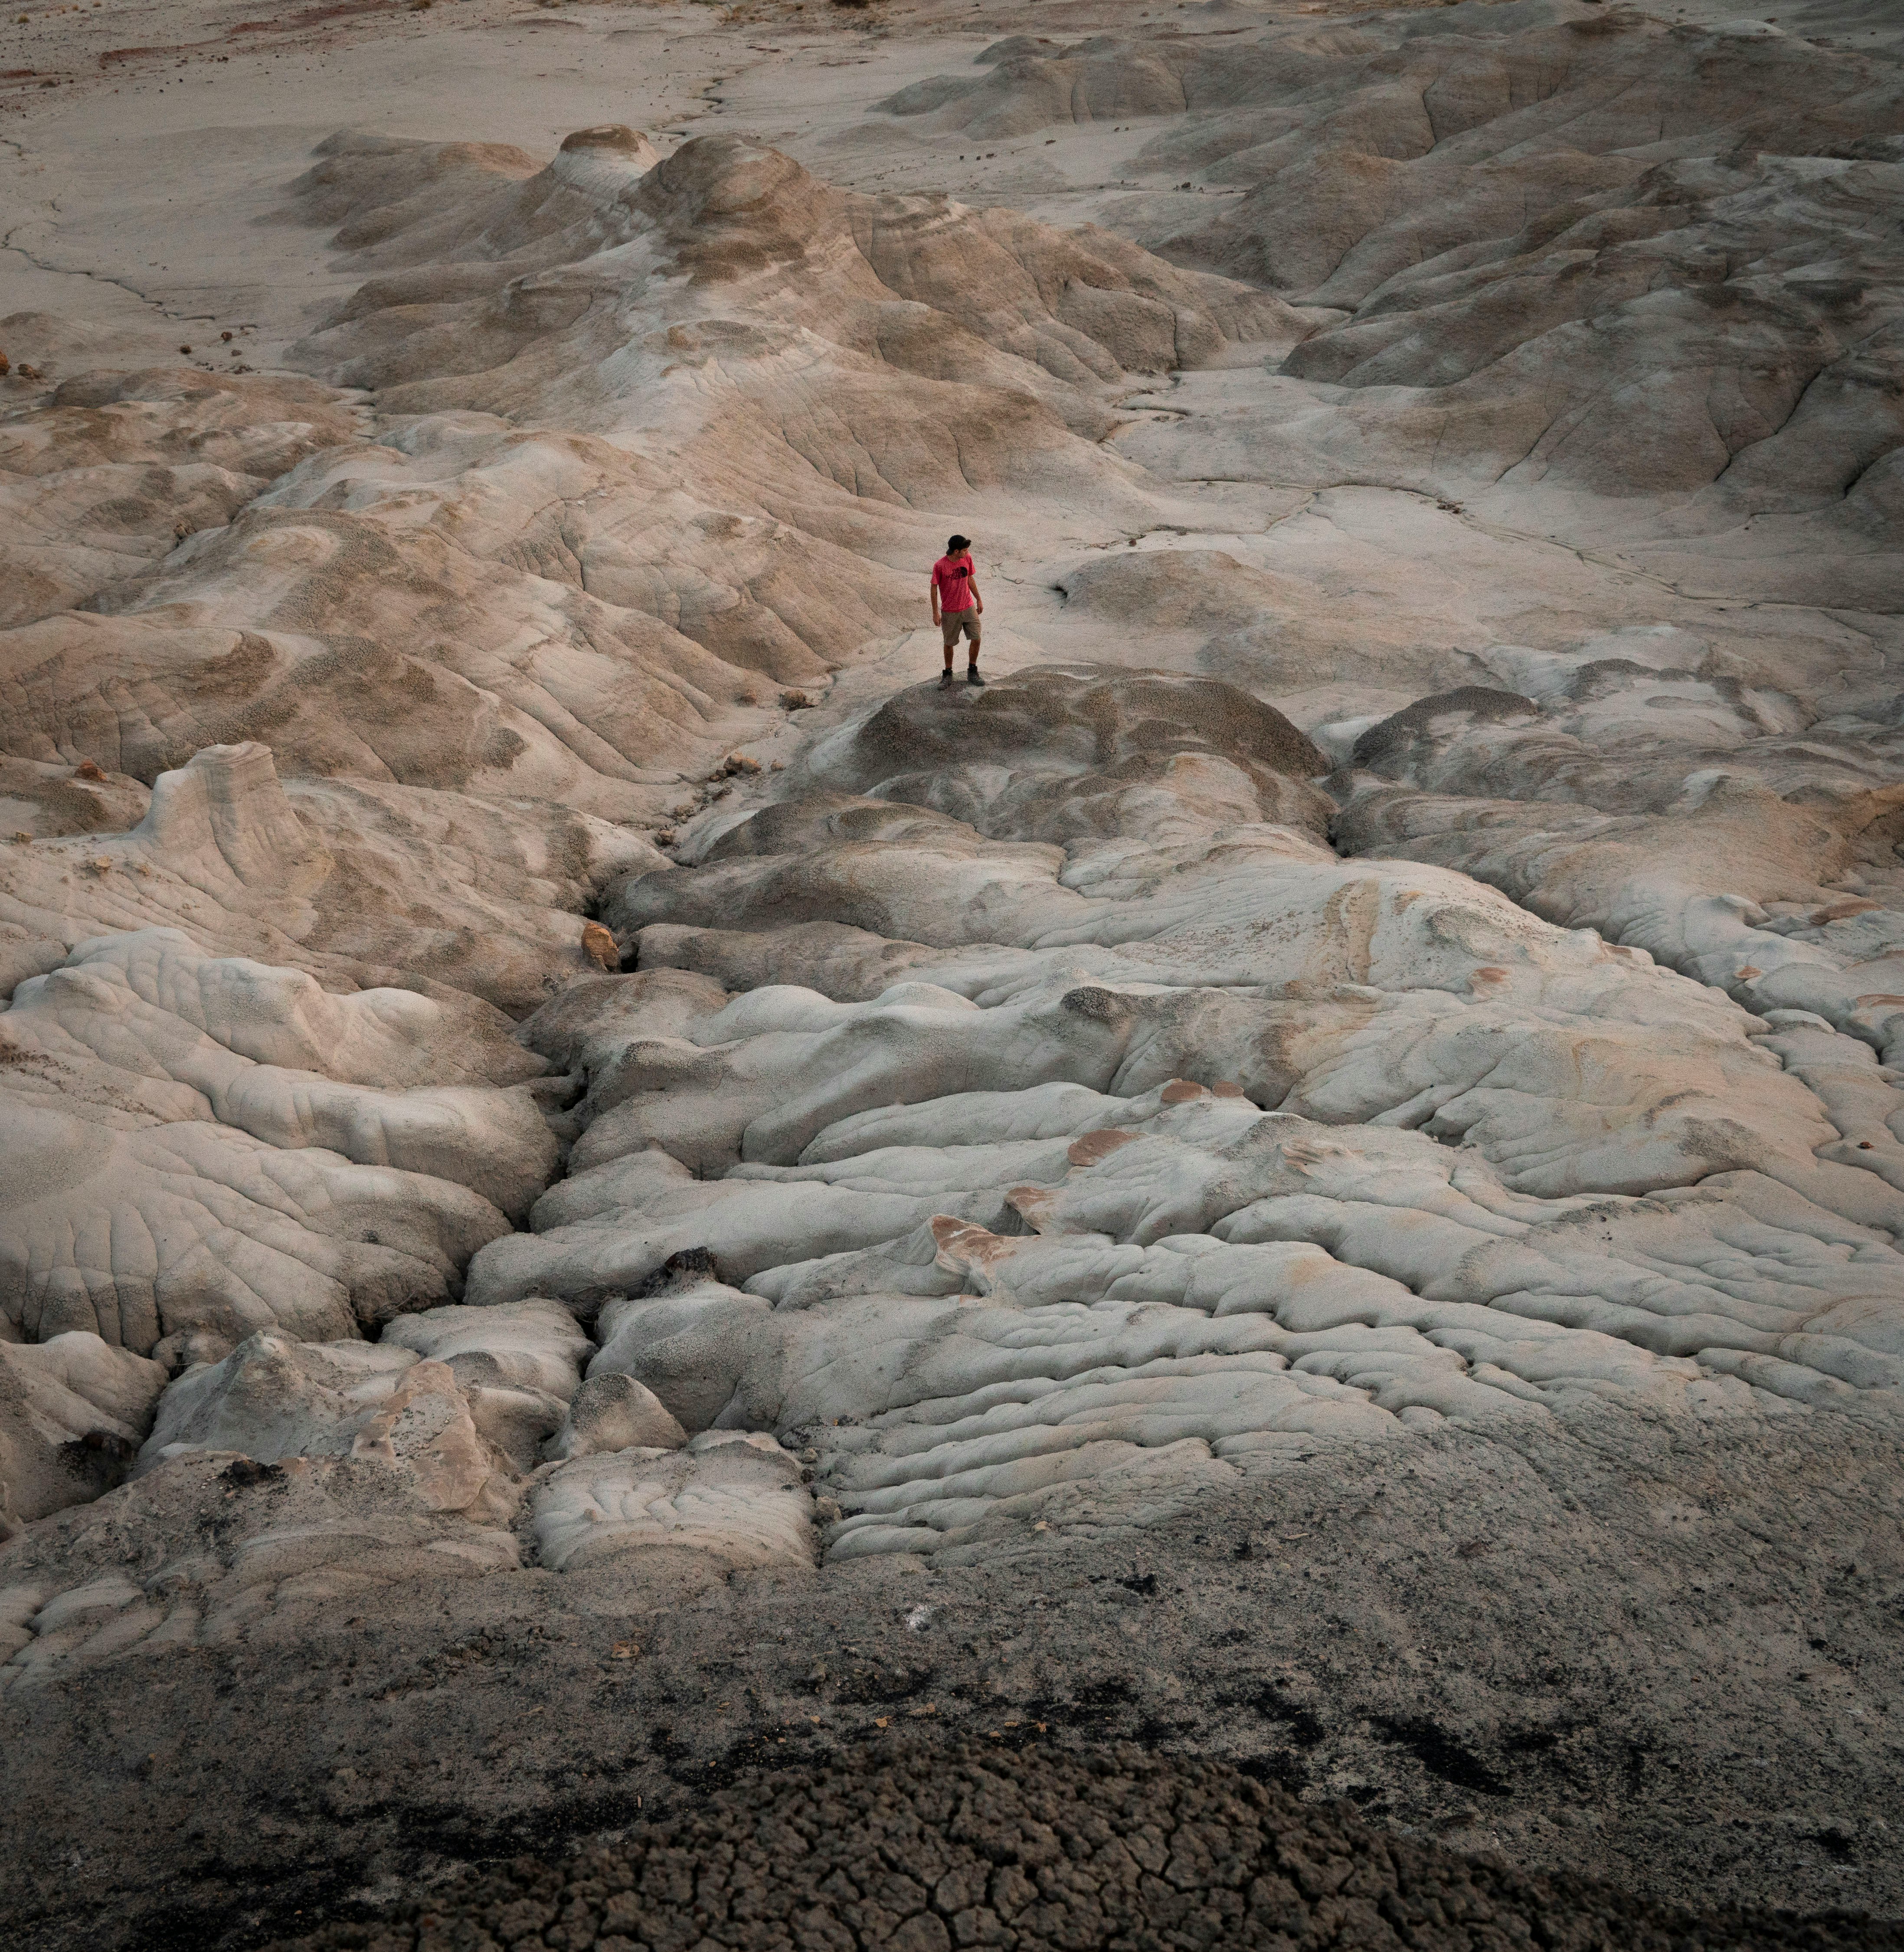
941;606;981;649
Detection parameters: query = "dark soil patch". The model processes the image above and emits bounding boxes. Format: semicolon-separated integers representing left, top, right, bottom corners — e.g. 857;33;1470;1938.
270;1741;1900;1952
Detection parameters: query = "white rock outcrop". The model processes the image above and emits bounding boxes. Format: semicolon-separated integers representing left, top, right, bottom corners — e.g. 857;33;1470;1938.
380;1298;592;1467
527;1431;815;1574
0;927;552;1354
0;740;664;1013
443;665;1904;1553
137;1334;517;1522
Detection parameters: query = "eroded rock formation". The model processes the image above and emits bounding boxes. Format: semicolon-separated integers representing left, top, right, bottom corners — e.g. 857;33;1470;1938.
1;0;1901;1935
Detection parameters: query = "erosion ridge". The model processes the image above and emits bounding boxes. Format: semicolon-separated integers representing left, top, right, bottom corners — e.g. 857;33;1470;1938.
1;0;1902;1942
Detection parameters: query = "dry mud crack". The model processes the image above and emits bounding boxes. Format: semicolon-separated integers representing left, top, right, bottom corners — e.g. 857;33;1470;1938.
267;1744;1904;1952
2;0;1903;1943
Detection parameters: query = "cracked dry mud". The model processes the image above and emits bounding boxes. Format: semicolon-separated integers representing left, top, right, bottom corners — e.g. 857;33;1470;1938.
2;0;1903;1944
266;1745;1904;1952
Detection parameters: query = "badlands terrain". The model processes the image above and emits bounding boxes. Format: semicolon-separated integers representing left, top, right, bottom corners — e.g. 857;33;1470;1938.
3;0;1904;1941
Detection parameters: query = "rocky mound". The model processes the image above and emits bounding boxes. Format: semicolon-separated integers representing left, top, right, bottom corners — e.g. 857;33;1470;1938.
272;1742;1899;1952
815;664;1330;839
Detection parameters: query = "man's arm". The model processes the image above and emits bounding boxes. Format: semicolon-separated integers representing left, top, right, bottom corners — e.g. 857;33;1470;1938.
929;571;941;625
970;574;982;615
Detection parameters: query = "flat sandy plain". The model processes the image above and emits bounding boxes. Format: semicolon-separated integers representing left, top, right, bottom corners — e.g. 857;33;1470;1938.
3;0;1904;1942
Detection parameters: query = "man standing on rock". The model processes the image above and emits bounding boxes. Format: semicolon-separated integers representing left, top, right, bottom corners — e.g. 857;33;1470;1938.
930;534;984;689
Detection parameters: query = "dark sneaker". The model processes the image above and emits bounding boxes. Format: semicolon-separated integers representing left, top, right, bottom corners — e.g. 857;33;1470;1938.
939;669;955;690
966;667;986;686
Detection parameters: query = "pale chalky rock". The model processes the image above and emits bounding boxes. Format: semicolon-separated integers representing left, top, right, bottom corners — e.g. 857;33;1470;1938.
379;1298;590;1396
541;1372;686;1462
138;1334;516;1521
277;774;670;1016
0;119;1324;918
0;927;563;1355
1001;1105;1904;1391
0;442;767;831
0;1451;521;1696
3;14;1904;1925
527;1431;815;1573
0;368;362;629
486;938;1864;1206
346;1361;520;1522
558;1276;1395;1557
514;967;733;1085
137;1332;418;1470
586;1284;776;1435
0;755;150;843
469;1130;1067;1320
294;130;1306;432
0;127;1144;870
932;15;1904;605
478;881;1904;1552
1338;769;1904;1068
0;743;333;999
0;738;621;1033
565;1203;1797;1558
3;930;558;1216
633;920;955;1005
289;125;657;282
1319;652;1904;1224
0;740;669;1014
486;632;1904;1540
0;1333;168;1531
795;665;1331;845
379;1300;591;1467
4;0;1902;1616
7;921;530;1089
1;1101;510;1353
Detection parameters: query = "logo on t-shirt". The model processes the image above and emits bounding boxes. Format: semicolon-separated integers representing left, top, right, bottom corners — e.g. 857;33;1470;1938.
933;555;975;609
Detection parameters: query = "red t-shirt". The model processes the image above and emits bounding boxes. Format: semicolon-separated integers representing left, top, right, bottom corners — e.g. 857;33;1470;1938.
932;554;976;612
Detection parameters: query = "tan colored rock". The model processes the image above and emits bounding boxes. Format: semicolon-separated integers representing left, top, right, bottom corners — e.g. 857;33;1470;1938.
0;741;667;1013
581;921;618;972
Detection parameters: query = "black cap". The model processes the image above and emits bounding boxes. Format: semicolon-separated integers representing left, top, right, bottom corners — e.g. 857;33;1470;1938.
947;534;971;552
